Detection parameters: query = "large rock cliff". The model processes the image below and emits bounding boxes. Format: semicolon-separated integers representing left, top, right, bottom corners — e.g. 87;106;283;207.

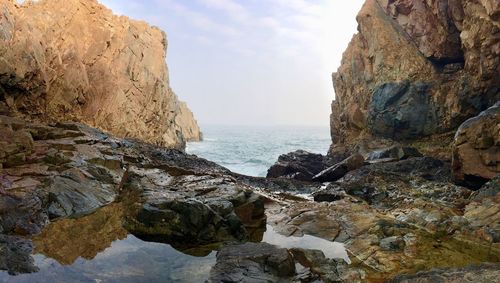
0;0;201;149
331;0;499;155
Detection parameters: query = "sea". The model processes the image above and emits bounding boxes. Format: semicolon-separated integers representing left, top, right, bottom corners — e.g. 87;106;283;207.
186;125;332;177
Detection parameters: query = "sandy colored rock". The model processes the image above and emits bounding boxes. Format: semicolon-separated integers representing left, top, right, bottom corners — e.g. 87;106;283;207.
452;102;500;188
0;0;200;149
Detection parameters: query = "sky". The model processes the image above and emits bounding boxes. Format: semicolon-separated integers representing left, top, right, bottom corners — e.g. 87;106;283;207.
98;0;365;126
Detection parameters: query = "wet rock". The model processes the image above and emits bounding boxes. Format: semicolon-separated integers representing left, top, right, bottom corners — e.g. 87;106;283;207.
470;175;499;201
0;191;47;235
266;150;330;181
290;248;345;282
312;153;365;182
452;102;500;189
380;236;405;251
337;157;464;210
389;263;500;283
368;81;438;140
0;235;38;275
209;242;295;282
123;167;266;245
347;157;452;183
367;145;422;162
313;185;345;202
45;168;117;219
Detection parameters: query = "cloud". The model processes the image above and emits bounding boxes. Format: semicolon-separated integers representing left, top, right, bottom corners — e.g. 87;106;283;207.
153;0;239;37
198;0;250;22
96;0;365;126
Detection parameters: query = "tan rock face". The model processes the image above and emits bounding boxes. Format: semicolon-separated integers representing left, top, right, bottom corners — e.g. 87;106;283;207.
452;102;500;187
0;0;201;149
331;0;499;154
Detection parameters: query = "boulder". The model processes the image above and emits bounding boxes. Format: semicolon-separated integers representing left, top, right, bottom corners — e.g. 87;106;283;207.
123;167;266;245
452;102;500;189
266;150;348;181
209;242;296;282
266;150;328;181
312;154;365;182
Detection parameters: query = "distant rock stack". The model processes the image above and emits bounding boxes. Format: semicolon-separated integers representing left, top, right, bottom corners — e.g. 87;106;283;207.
0;0;201;149
329;0;499;186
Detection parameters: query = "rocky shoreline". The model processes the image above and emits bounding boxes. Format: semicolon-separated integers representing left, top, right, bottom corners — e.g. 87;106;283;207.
0;0;498;282
0;101;498;282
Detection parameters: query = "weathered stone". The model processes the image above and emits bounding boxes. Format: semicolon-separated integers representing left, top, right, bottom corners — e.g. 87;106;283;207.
313;154;365;182
470;175;499;201
389;263;500;283
45;168;117;219
452;102;500;188
380;0;464;63
329;0;499;153
368;81;438;140
0;183;47;235
123;167;266;245
367;145;423;162
313;185;346;202
0;0;200;149
267;150;330;181
290;248;345;282
209;242;296;282
0;235;38;275
380;236;405;251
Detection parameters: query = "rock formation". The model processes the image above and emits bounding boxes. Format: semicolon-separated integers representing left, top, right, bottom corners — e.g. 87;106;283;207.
0;0;201;149
261;1;499;280
330;0;499;156
1;0;499;282
452;102;499;188
0;110;266;275
266;150;343;181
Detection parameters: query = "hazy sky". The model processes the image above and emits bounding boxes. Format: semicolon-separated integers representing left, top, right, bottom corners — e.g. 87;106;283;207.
98;0;364;126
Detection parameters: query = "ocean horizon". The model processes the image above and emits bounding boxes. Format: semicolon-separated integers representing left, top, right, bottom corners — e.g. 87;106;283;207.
187;124;331;177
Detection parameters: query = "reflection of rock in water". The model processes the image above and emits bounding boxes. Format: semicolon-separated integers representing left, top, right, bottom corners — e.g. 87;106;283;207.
33;203;128;265
0;235;38;275
122;167;267;247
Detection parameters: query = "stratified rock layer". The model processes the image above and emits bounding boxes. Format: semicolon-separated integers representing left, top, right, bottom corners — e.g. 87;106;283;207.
331;0;499;153
0;0;201;149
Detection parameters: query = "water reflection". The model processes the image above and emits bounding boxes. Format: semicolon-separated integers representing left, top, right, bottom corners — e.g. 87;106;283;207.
0;204;350;282
2;235;216;283
262;225;351;264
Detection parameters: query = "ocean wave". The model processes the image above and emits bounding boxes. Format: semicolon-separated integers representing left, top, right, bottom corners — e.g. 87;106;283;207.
186;126;330;177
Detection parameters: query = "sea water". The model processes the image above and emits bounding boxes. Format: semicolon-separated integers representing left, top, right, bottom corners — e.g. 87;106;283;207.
187;125;332;177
